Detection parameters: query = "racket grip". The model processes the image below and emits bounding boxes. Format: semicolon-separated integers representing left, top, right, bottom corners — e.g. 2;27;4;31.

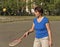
18;32;29;41
18;34;26;40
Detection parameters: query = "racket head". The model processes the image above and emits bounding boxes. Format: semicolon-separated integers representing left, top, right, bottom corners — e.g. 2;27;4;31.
9;39;21;46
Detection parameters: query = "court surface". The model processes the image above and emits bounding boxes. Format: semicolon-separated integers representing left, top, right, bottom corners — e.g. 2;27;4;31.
0;21;60;47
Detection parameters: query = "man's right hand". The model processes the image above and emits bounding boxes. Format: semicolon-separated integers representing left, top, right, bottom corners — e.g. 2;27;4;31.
24;31;29;37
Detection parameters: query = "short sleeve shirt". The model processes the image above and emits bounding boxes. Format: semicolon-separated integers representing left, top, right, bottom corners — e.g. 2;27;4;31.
33;16;49;38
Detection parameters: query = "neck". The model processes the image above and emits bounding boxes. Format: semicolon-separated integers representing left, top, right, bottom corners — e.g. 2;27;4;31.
37;15;43;18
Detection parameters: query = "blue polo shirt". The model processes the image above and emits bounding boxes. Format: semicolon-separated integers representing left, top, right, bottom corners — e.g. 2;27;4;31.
33;17;49;39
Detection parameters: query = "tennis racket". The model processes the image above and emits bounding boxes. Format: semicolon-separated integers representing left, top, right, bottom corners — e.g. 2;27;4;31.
9;34;26;46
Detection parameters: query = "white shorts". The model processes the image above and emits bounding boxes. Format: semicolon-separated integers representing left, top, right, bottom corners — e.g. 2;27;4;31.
33;37;49;47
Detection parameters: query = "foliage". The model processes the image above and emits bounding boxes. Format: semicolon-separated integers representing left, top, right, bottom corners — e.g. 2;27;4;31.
0;0;60;16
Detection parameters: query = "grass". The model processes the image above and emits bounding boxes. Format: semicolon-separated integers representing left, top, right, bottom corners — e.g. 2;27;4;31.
0;16;60;23
0;16;34;23
46;16;60;21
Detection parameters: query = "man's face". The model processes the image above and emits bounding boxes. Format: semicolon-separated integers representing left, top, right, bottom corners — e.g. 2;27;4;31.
34;10;41;17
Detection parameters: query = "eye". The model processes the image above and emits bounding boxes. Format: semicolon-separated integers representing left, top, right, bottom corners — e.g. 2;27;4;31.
35;10;38;13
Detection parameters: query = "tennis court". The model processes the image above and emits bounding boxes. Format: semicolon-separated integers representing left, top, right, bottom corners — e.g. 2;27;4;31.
0;21;60;47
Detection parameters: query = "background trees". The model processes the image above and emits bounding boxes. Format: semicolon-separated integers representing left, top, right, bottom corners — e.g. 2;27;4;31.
0;0;60;16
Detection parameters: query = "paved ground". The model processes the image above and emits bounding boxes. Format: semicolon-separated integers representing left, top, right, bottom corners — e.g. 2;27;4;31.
0;21;60;47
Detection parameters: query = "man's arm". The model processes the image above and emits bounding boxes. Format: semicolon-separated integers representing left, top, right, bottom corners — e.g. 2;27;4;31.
46;22;52;47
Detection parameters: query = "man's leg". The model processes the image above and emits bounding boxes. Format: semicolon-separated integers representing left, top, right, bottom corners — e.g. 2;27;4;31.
41;37;49;47
33;38;41;47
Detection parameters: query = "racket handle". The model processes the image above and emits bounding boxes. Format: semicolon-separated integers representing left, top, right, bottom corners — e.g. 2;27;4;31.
18;34;26;40
18;32;29;41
